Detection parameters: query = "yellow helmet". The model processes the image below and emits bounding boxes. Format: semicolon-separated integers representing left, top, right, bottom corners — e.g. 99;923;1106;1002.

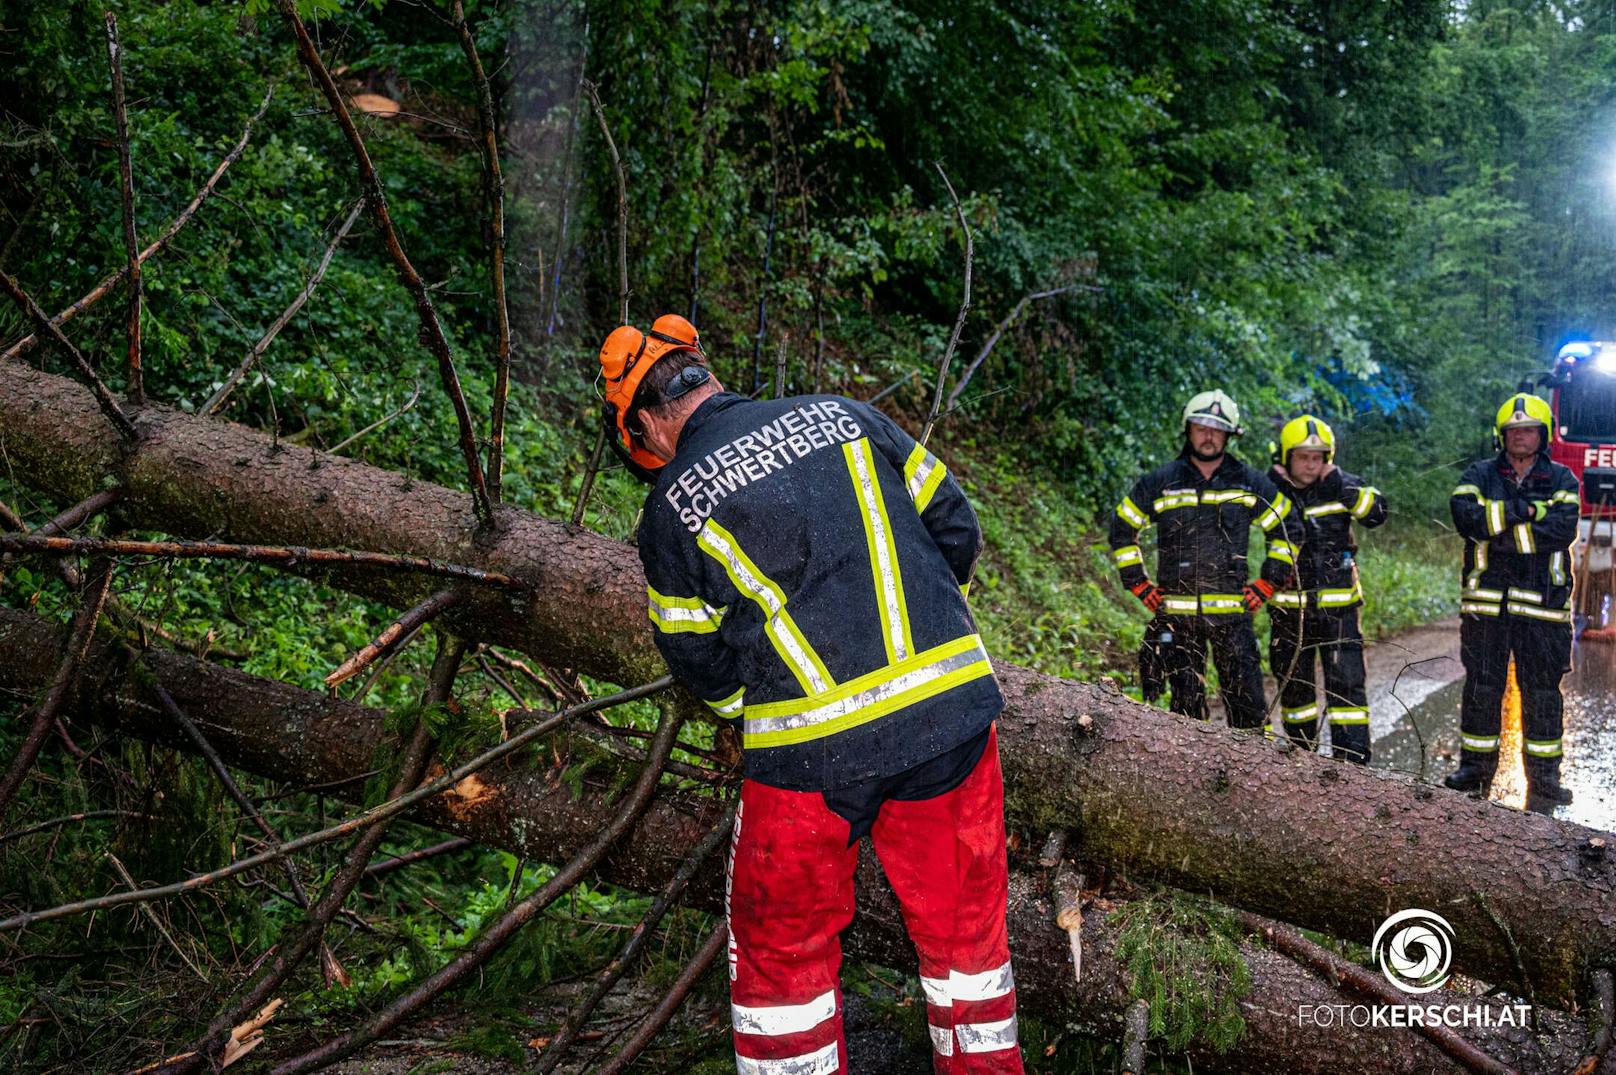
1277;414;1336;466
1493;393;1553;451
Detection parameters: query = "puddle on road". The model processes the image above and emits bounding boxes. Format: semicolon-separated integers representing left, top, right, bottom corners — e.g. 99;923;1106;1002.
1371;644;1615;832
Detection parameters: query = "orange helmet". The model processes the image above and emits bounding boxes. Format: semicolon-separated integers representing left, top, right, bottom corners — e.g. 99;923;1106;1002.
597;314;704;476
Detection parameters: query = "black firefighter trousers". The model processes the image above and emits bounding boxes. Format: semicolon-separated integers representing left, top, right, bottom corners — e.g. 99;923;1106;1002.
1269;607;1370;763
1458;612;1571;792
1162;615;1266;729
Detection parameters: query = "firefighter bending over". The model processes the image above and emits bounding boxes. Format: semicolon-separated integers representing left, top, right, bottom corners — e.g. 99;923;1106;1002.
1110;390;1303;726
1266;416;1387;763
603;315;1024;1074
1446;393;1580;808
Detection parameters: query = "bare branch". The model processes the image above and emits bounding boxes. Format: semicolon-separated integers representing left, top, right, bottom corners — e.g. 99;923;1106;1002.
0;810;150;845
275;0;494;529
596;920;728;1074
920;161;972;447
0;270;139;441
1;86;274;364
324;587;465;689
571;78;629;528
157;636;465;1075
324;380;422;456
0;674;675;934
945;285;1085;411
108;853;210;982
451;1;513;503
104;13;144;405
270;700;687;1074
361;837;473;878
536;803;736;1073
36;488;123;539
0;533;526;590
201;199;364;417
0;560;114;826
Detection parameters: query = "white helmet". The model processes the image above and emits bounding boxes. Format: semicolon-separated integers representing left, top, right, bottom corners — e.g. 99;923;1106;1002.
1182;390;1243;435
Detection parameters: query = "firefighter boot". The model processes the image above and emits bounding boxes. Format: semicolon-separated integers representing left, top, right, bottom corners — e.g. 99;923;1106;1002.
1525;757;1574;807
1442;752;1497;794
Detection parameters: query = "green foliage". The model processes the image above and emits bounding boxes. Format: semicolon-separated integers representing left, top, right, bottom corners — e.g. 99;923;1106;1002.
1109;891;1252;1054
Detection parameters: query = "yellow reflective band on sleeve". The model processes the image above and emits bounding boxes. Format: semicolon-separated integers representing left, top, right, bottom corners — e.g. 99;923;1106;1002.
706;686;745;717
1487;499;1505;536
1256;493;1292;533
903;443;947;513
1524;738;1563;758
1452;484;1482;500
1551;551;1567;586
647;586;724;635
1306;501;1349;517
1466;542;1489;589
697;519;834;696
1328;707;1369;725
1112;545;1144;568
1461;734;1500;752
846;439;914;664
1352;487;1380;519
1552;489;1580;505
1267;540;1298;565
1513;523;1535;553
1116;496;1150;528
742;635;993;749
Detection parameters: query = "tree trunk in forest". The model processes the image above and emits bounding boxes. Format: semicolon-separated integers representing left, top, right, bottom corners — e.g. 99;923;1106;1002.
0;606;1583;1075
0;361;1612;1004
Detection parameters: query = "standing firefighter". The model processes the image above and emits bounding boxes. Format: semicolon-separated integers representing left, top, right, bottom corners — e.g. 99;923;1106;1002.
1110;391;1303;726
1266;416;1387;763
603;316;1023;1074
1446;393;1580;807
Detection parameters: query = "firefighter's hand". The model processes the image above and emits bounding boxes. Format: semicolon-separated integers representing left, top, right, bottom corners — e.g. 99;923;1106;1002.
1504;497;1535;525
1130;580;1165;612
1242;578;1276;612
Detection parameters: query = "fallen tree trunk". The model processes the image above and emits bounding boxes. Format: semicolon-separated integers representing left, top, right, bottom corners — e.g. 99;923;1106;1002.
0;361;1612;1003
0;607;1581;1075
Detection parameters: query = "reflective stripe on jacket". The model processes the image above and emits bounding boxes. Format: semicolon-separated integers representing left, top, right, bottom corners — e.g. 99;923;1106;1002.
638;392;1001;791
1450;452;1580;622
1268;465;1387;612
1108;450;1303;614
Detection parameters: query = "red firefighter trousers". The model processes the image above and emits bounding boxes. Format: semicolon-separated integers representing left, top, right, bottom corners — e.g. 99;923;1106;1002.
725;726;1023;1074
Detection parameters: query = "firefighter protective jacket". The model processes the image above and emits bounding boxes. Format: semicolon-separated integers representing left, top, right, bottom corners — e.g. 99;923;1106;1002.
637;391;1002;792
1450;451;1581;623
1109;449;1303;616
1268;465;1388;613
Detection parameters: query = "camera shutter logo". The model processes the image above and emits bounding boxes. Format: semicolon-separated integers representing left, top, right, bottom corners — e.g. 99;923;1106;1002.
1372;909;1454;994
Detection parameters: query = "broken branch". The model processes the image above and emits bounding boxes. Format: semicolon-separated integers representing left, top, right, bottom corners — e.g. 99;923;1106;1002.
596;920;728;1075
0;270;138;441
201;199;364;417
0;533;525;589
275;0;493;529
104;12;144;406
920;160;972;447
1;87;273;364
324;587;465;689
945;285;1083;411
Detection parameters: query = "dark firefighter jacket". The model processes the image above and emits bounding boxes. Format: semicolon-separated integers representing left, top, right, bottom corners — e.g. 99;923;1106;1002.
1109;449;1303;616
1450;451;1581;623
637;391;1002;792
1268;465;1388;613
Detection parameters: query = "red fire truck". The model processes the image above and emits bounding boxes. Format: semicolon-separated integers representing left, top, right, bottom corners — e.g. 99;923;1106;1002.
1533;340;1616;628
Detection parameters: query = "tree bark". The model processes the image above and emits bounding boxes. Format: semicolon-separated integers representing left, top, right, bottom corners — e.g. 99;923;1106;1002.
0;606;1584;1075
0;361;1612;1003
